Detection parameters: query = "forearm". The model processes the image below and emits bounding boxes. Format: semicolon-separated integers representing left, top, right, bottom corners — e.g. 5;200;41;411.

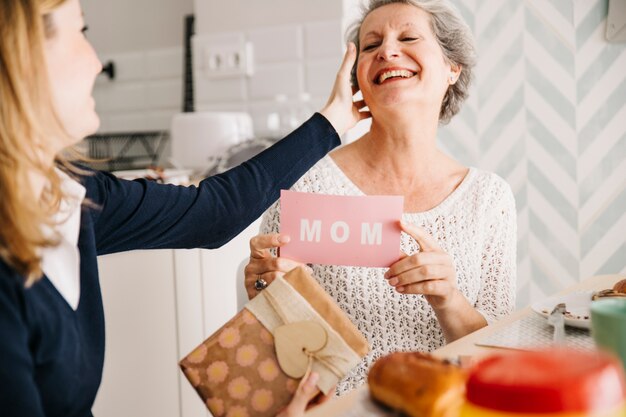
196;113;340;247
92;113;340;254
244;113;339;191
432;289;488;343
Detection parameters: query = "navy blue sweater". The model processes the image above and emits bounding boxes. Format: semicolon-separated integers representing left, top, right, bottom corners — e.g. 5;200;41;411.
0;114;340;417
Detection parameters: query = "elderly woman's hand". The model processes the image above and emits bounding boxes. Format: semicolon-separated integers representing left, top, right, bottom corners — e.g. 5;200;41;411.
277;372;333;417
319;42;371;136
384;222;460;310
244;233;307;300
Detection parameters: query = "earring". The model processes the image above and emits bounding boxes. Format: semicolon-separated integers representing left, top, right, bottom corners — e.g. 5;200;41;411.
449;75;455;83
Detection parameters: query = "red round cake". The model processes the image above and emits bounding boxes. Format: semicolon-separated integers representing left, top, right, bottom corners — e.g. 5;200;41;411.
466;348;626;414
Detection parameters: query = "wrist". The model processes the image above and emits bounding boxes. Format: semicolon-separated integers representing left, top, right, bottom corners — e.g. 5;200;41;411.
319;105;342;136
431;288;463;313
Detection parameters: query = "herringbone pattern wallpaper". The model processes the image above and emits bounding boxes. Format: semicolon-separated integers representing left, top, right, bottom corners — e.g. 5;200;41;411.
440;0;626;307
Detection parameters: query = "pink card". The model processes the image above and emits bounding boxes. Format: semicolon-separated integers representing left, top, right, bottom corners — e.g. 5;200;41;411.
279;190;404;267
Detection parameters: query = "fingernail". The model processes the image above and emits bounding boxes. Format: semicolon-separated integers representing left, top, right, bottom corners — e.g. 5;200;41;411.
278;235;290;244
388;278;398;286
396;286;405;293
306;266;314;274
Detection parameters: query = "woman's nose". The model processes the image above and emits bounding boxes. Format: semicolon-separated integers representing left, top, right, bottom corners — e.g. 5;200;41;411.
87;43;103;76
377;41;400;61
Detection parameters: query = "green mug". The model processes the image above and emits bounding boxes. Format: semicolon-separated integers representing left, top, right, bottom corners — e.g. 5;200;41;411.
591;298;626;372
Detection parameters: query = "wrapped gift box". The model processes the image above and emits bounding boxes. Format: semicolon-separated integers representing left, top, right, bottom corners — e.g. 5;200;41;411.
180;267;370;417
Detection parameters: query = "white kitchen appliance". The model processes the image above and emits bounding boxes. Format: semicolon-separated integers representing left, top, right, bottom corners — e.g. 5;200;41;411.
170;112;254;170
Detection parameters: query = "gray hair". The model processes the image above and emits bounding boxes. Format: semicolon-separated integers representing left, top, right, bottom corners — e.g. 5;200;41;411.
347;0;476;124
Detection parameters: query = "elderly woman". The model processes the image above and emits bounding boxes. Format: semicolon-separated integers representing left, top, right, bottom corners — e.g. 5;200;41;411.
245;0;517;394
0;0;368;415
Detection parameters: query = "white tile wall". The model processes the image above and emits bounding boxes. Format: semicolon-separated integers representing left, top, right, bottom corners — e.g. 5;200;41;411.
145;109;182;131
101;83;146;112
247;100;290;136
92;87;112;112
93;47;184;133
246;101;273;135
196;103;247;113
248;25;303;64
107;112;152;133
194;77;247;103
97;114;111;132
102;52;147;81
305;59;341;99
193;20;353;139
248;63;304;100
304;21;344;59
146;79;183;109
145;48;184;79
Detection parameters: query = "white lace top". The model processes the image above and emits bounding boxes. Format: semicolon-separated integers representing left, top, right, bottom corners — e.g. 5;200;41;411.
260;155;517;394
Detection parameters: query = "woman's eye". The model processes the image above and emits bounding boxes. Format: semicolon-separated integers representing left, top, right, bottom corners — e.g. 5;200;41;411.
401;37;417;42
362;43;379;52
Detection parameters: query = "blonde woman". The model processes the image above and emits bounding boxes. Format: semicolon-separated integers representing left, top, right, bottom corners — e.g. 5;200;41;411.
245;0;517;394
0;0;368;415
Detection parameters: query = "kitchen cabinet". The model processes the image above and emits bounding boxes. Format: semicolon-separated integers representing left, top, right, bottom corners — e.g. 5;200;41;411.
92;219;261;417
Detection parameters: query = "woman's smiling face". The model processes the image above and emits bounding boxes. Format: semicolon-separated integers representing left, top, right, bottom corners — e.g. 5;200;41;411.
356;3;459;114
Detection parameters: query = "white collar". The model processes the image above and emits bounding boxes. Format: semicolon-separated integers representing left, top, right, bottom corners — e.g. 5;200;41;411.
40;169;86;310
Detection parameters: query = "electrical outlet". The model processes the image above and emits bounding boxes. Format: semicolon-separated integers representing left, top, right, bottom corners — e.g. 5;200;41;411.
195;33;254;79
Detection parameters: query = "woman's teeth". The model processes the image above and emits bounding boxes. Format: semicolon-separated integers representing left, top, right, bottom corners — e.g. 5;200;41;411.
378;69;416;84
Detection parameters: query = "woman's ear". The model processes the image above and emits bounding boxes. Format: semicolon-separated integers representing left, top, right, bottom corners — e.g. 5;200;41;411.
449;64;462;85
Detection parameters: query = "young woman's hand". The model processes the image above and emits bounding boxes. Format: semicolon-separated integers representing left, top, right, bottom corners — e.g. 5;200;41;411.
277;373;333;417
319;42;371;136
244;233;306;299
384;222;460;311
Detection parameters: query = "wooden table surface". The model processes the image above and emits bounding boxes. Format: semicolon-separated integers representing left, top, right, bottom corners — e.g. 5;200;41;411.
306;274;624;417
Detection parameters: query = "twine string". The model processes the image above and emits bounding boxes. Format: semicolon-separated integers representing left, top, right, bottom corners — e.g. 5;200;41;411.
261;289;347;379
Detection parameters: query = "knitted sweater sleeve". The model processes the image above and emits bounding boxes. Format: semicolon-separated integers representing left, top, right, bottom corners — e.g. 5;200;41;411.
474;178;517;324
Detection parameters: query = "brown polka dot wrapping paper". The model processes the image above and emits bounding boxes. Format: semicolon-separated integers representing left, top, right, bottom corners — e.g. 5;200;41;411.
179;267;370;417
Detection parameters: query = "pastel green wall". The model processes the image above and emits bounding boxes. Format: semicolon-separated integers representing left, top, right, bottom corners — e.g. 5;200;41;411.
440;0;625;307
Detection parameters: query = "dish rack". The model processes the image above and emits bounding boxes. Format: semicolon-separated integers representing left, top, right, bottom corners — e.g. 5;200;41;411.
82;131;169;171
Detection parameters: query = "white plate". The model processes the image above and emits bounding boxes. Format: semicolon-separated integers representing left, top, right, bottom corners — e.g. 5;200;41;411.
530;291;594;329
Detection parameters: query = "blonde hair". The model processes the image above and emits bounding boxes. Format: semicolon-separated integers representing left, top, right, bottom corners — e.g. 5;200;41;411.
0;0;81;285
347;0;476;124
